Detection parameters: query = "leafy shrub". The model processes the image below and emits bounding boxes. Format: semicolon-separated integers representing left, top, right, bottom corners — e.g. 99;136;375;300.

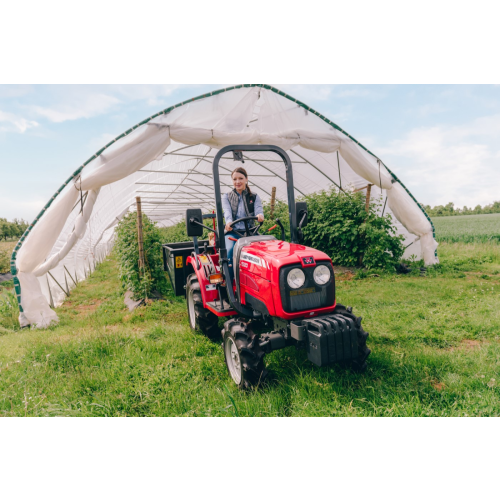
0;249;9;274
159;219;209;244
301;188;404;270
261;199;291;239
115;212;169;300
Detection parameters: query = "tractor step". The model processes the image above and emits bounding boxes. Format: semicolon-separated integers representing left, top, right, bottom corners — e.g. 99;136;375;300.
206;300;236;317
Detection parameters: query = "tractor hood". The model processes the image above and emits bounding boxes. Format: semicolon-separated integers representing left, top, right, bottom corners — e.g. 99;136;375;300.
239;240;332;282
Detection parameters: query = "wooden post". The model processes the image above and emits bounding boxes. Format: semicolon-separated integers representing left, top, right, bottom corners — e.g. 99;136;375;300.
270;187;277;217
136;197;145;275
365;184;373;214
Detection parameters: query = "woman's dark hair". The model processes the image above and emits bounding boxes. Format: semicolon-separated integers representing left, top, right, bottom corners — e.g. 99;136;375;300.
231;166;252;194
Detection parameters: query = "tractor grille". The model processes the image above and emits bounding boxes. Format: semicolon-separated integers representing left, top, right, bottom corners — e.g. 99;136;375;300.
279;261;334;313
290;289;328;311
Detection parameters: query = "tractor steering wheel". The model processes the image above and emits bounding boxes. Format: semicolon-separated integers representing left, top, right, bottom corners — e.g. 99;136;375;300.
229;216;263;237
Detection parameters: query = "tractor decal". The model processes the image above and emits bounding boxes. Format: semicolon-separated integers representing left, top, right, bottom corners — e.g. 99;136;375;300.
241;251;264;267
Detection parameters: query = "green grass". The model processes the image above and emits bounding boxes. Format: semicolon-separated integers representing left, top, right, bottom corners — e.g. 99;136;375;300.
432;213;500;243
1;242;499;416
0;240;16;274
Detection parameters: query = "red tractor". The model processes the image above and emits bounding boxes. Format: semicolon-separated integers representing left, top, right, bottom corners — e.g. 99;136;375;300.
162;145;370;389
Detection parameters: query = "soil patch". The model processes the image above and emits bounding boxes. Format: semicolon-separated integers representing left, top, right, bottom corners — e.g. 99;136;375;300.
0;272;13;284
62;299;104;316
334;266;356;281
431;380;445;391
448;339;487;352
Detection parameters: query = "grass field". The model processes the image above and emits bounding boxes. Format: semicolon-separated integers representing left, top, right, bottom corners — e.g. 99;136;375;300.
432;213;500;243
0;240;16;274
1;241;499;417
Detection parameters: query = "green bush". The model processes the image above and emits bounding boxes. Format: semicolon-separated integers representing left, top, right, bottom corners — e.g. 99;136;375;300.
115;213;169;300
301;188;404;270
159;219;209;244
261;199;291;239
0;249;9;274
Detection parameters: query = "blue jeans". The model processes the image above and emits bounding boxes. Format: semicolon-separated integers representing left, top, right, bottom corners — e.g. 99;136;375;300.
225;231;241;283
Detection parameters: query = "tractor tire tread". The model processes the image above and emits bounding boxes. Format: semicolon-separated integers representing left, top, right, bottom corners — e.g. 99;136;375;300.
186;276;219;338
223;320;267;389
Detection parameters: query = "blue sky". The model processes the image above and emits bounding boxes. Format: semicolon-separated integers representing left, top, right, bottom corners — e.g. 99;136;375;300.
1;84;499;222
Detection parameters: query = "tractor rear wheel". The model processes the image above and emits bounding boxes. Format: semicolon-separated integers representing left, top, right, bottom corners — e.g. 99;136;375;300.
223;319;268;390
186;274;220;339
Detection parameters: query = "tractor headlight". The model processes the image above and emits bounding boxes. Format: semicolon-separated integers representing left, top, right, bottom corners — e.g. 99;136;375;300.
287;268;306;289
313;265;331;285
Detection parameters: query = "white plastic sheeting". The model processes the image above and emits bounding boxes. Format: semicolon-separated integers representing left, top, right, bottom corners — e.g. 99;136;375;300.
13;85;438;328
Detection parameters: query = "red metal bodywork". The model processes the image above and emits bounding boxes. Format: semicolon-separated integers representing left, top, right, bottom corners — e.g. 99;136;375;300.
188;240;336;320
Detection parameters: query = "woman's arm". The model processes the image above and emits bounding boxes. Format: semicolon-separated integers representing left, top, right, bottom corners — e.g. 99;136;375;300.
221;193;232;224
254;194;264;222
221;193;234;232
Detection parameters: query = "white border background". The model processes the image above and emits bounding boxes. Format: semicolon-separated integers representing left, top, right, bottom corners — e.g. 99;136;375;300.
2;0;499;498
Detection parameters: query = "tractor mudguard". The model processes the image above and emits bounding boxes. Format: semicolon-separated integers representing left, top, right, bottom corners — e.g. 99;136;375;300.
186;254;218;307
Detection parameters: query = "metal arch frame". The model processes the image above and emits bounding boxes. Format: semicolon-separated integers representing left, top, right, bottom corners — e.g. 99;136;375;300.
289;149;344;193
11;83;434;316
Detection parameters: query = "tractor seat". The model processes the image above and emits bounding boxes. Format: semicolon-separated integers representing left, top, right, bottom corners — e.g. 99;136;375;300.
233;235;276;296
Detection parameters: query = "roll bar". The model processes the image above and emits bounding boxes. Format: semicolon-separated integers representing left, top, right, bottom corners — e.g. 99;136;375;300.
213;144;298;258
212;145;297;317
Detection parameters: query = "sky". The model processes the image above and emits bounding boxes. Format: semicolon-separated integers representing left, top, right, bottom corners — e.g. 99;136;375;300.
1;84;499;222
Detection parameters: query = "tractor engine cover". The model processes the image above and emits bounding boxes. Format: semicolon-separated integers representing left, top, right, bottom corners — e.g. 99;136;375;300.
303;313;360;367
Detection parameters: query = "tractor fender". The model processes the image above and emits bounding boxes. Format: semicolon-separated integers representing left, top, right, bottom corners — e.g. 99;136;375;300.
186;254;219;306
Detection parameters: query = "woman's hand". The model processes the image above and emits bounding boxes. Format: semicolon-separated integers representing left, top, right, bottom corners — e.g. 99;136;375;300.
225;222;233;232
257;214;264;223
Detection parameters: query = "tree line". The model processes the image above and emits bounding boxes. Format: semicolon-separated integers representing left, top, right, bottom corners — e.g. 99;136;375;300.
0;218;29;241
423;201;500;217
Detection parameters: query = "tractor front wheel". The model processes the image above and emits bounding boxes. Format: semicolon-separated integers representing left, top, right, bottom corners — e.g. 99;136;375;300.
186;274;220;338
223;319;267;390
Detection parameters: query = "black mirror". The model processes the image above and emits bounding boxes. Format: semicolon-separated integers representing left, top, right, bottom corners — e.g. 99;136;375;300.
186;209;204;237
296;202;308;229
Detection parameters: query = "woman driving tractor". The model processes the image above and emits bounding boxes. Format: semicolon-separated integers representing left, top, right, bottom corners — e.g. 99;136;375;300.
221;167;265;283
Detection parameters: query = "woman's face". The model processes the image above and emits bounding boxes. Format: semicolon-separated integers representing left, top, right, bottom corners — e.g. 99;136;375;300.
232;172;247;192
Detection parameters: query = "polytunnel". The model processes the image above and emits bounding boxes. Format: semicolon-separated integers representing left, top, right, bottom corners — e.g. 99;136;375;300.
11;84;438;328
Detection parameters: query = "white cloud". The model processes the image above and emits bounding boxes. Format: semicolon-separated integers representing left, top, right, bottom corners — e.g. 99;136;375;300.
30;93;121;123
377;116;500;207
110;84;182;107
25;84;184;124
0;110;39;133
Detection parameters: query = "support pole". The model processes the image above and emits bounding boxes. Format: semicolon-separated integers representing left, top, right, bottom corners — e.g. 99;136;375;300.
365;184;373;214
270;187;277;217
64;265;77;287
46;275;55;308
136;197;145;275
48;271;70;298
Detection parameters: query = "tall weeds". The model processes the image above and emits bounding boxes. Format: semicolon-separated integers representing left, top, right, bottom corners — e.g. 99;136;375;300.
0;290;19;333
